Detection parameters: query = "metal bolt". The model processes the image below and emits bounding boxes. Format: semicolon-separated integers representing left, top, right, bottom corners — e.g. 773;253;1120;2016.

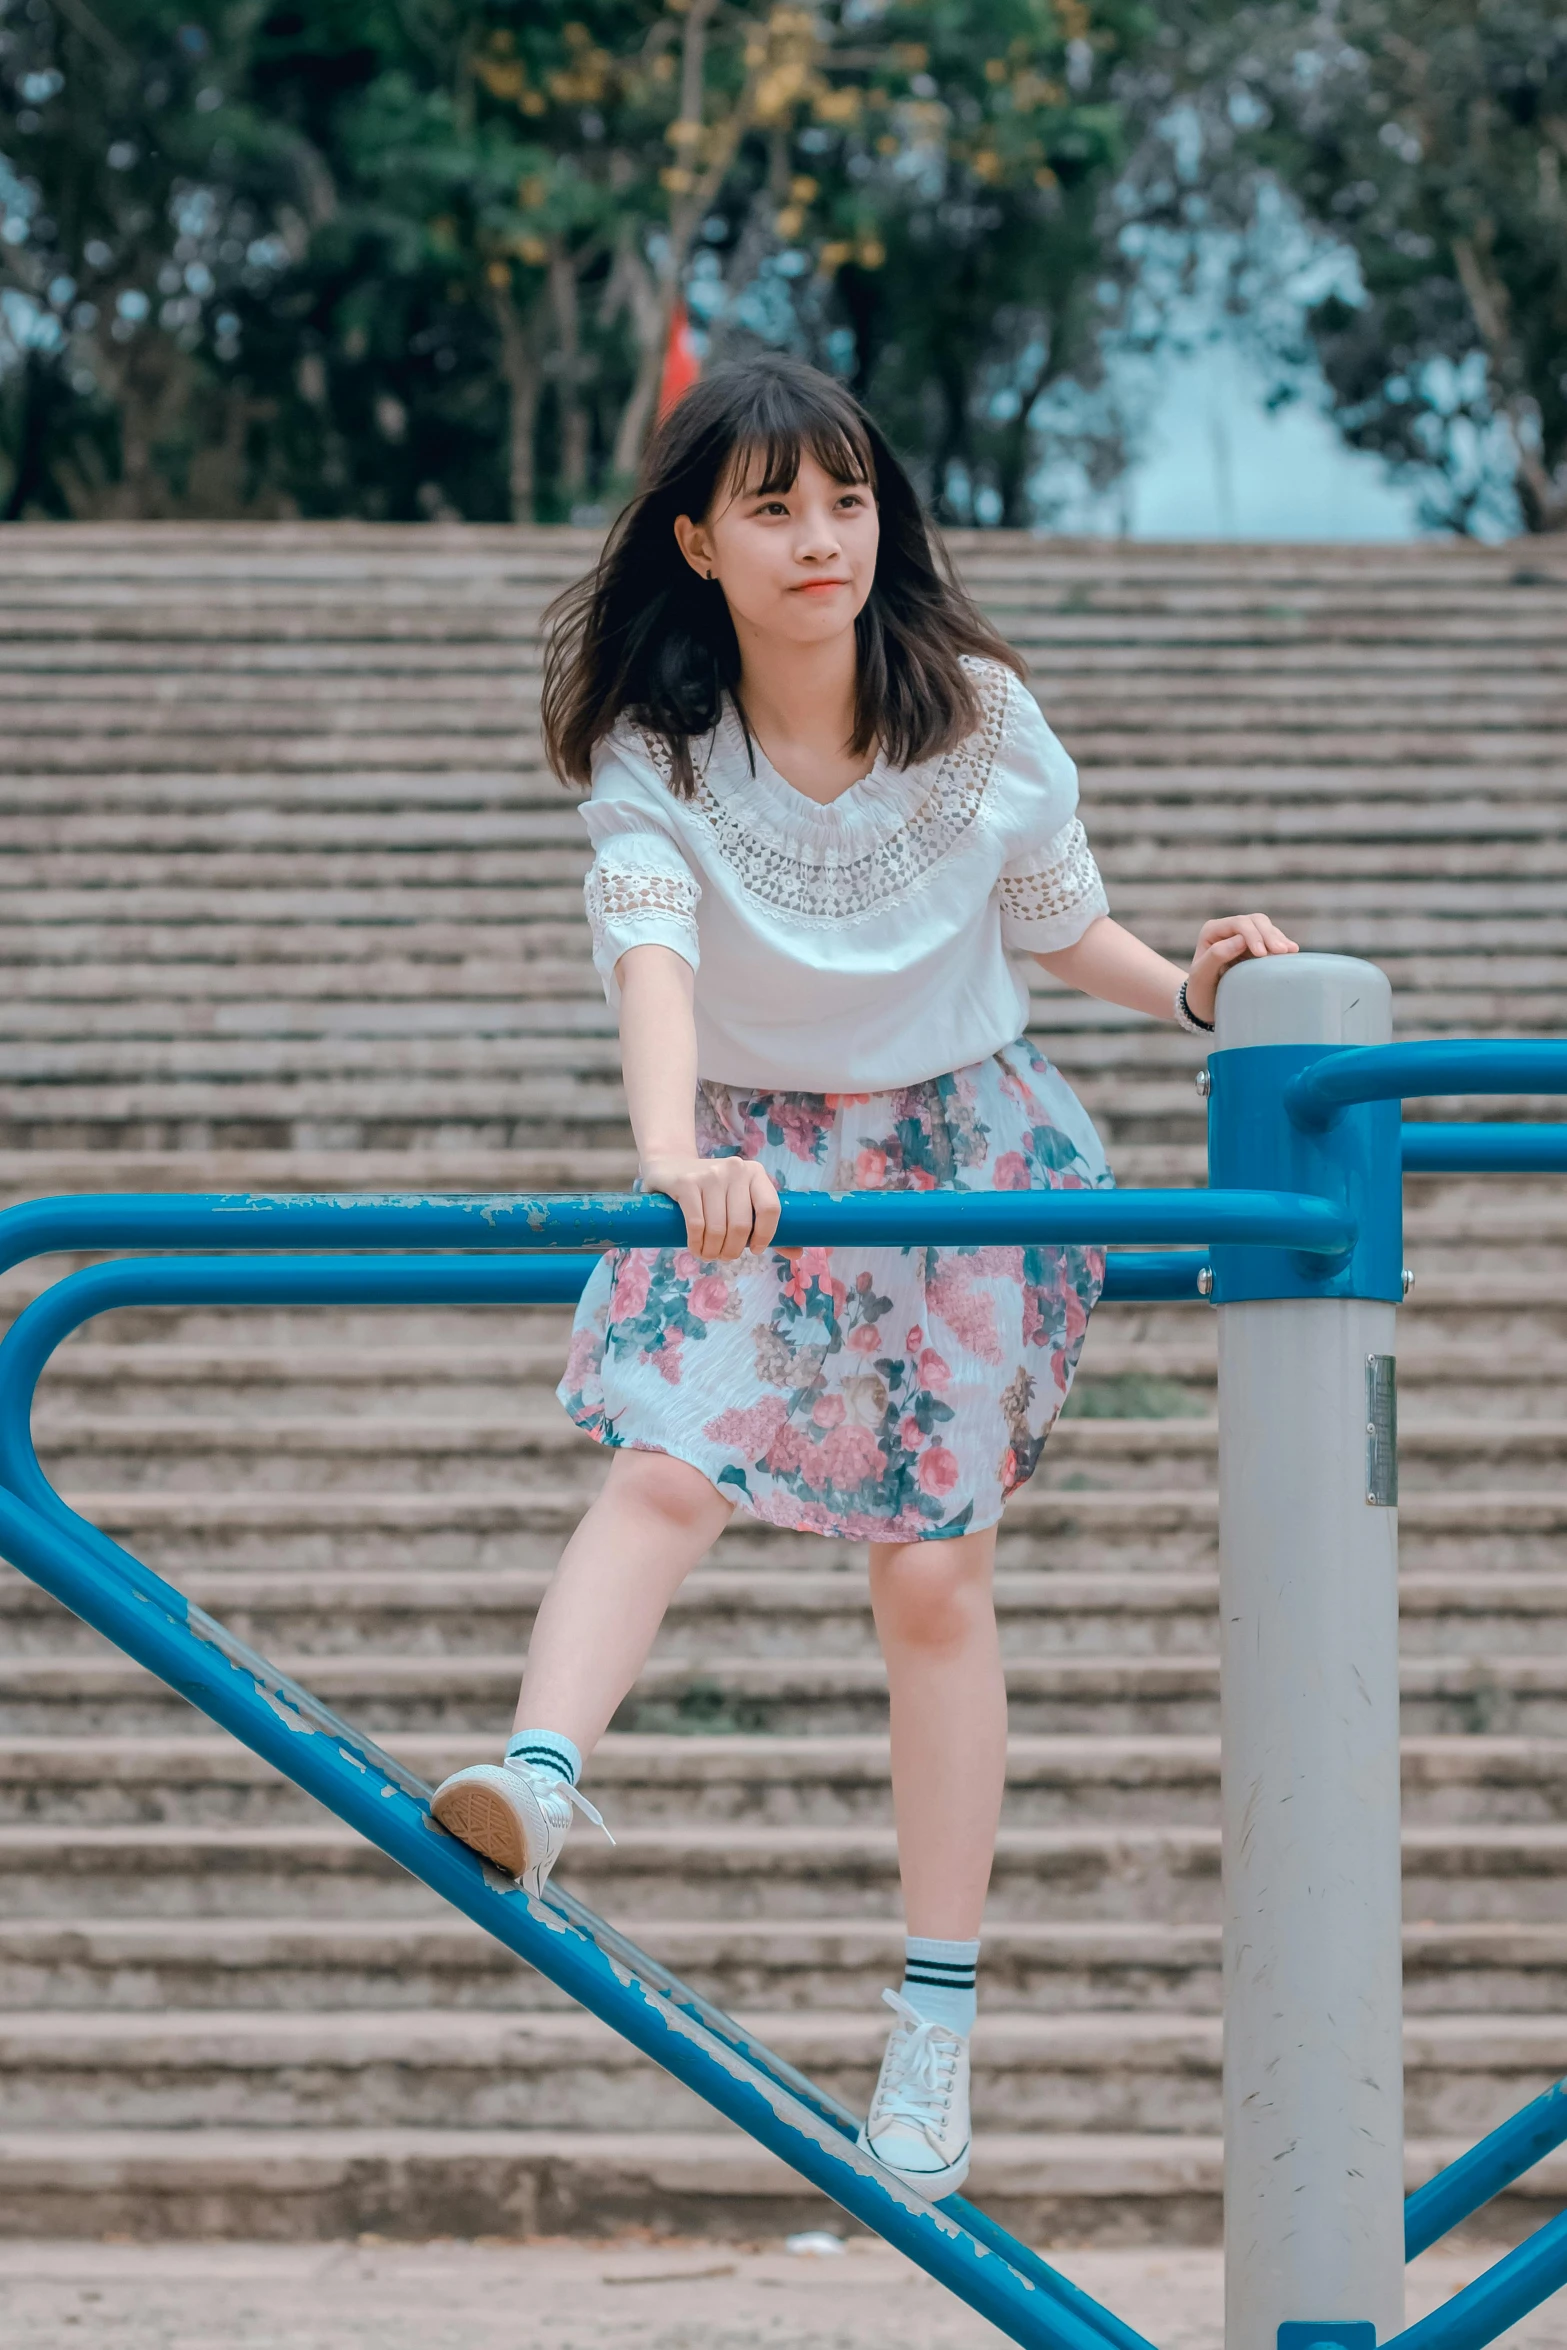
1197;1265;1214;1298
1401;1267;1415;1298
1195;1068;1212;1098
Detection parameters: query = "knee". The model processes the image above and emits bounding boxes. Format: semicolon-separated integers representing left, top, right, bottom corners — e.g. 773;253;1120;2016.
613;1448;728;1537
872;1541;992;1655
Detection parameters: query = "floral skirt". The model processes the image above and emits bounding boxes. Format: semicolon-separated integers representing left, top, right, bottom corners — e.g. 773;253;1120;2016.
558;1038;1112;1542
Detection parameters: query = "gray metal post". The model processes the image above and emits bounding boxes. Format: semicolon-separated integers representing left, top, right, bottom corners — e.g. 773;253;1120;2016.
1215;955;1405;2350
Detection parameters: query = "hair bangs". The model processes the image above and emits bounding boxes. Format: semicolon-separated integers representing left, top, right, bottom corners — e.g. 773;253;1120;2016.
722;406;875;507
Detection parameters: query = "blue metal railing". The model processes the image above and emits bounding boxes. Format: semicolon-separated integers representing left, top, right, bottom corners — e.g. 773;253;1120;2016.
0;1042;1563;2349
0;1226;1182;2350
0;1184;1355;1266
1289;1040;1567;1133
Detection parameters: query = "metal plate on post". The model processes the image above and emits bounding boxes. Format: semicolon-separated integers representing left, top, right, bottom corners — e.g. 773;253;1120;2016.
1366;1355;1397;1506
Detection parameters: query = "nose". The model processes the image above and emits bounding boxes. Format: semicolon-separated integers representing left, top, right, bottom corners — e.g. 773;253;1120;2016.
793;502;843;562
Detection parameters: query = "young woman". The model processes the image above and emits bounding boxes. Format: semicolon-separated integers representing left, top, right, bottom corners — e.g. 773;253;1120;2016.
432;354;1295;2196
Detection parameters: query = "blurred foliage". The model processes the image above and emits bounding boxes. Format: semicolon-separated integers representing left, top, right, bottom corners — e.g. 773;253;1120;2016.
0;0;1150;521
2;0;1565;529
1137;0;1567;533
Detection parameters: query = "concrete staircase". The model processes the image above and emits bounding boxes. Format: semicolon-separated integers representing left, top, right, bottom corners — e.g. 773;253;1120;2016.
0;523;1564;2244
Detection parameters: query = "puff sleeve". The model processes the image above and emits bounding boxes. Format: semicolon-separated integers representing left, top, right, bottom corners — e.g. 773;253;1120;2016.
579;737;703;1006
993;679;1109;953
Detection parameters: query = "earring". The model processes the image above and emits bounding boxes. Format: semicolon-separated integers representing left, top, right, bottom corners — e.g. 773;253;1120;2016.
705;569;714;581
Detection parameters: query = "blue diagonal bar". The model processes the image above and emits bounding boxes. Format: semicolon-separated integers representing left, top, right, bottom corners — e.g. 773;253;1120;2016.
1385;2208;1567;2350
0;1475;1126;2350
0;1246;1161;2350
1405;2080;1567;2259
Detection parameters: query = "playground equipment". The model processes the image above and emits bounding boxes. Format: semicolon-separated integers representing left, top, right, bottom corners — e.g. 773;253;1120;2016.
1;952;1566;2350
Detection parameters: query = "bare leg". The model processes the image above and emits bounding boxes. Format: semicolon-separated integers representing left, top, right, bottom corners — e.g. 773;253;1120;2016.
868;1524;1006;1941
513;1447;734;1756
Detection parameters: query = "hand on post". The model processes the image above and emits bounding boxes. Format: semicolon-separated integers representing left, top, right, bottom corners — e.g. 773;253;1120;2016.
1184;912;1299;1025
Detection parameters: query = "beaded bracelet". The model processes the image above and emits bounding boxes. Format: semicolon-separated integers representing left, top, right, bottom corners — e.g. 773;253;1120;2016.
1174;979;1215;1036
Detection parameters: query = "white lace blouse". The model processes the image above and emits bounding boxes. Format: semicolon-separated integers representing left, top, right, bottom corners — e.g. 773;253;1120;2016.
580;656;1108;1094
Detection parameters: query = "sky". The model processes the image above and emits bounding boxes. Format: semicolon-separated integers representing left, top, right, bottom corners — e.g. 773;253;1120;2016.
1117;332;1431;540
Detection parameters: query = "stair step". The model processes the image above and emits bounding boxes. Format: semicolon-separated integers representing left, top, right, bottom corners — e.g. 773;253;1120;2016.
4;1820;1567;1922
21;1647;1567;1735
0;2122;1560;2246
1;2007;1561;2137
5;1731;1567;1827
2;525;1564;2240
11;1914;1567;2014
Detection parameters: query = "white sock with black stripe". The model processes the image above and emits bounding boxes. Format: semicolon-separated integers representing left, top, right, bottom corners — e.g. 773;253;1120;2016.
900;1934;979;2036
504;1728;582;1787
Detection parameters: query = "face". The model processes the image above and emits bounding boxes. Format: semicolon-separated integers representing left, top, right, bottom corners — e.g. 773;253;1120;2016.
674;448;879;645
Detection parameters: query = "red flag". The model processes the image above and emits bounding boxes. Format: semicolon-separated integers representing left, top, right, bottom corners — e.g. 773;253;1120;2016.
657;301;702;418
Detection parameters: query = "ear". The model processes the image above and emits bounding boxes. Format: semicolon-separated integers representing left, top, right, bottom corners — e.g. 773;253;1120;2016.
673;513;714;581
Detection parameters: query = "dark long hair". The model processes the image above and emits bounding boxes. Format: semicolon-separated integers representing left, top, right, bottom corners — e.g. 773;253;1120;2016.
541;354;1023;796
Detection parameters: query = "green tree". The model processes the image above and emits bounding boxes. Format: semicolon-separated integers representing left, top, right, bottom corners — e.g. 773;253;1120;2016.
1153;0;1567;533
0;0;300;516
798;0;1151;523
3;0;1158;524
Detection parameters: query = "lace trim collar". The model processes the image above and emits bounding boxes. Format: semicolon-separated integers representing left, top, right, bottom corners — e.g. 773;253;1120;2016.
631;659;1012;927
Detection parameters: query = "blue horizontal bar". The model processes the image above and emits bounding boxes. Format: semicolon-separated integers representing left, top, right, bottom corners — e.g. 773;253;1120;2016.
1402;1124;1567;1174
1289;1042;1567;1132
1102;1252;1210;1302
1385;2206;1567;2350
0;1187;1355;1269
1405;2080;1567;2259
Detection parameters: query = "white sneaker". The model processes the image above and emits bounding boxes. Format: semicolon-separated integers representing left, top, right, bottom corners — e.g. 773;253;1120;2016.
429;1760;613;1893
857;1987;972;2195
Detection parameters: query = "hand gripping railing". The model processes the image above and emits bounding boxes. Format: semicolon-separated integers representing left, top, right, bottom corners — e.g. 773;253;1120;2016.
0;954;1564;2350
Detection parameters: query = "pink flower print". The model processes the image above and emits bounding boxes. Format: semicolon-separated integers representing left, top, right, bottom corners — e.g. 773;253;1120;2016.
965;1245;1023;1277
994;1151;1031;1191
783;1246;834;1306
1000;1445;1019;1492
705;1395;789;1454
812;1394;846;1430
821;1423;885;1489
610;1254;652;1320
917;1445;960;1497
563;1327;600;1391
905;1167;937;1191
824;1092;872;1108
1062;1281;1089;1348
918;1346;952;1394
797;1440;832;1492
899;1414;925;1450
847;1322;883;1355
926;1264;1002;1365
688;1273;735;1322
855;1147;889;1188
763;1419;810;1475
653;1330;685;1385
906;1326;924;1352
773;1100;831;1162
673;1249;703;1279
855;1271;875;1293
